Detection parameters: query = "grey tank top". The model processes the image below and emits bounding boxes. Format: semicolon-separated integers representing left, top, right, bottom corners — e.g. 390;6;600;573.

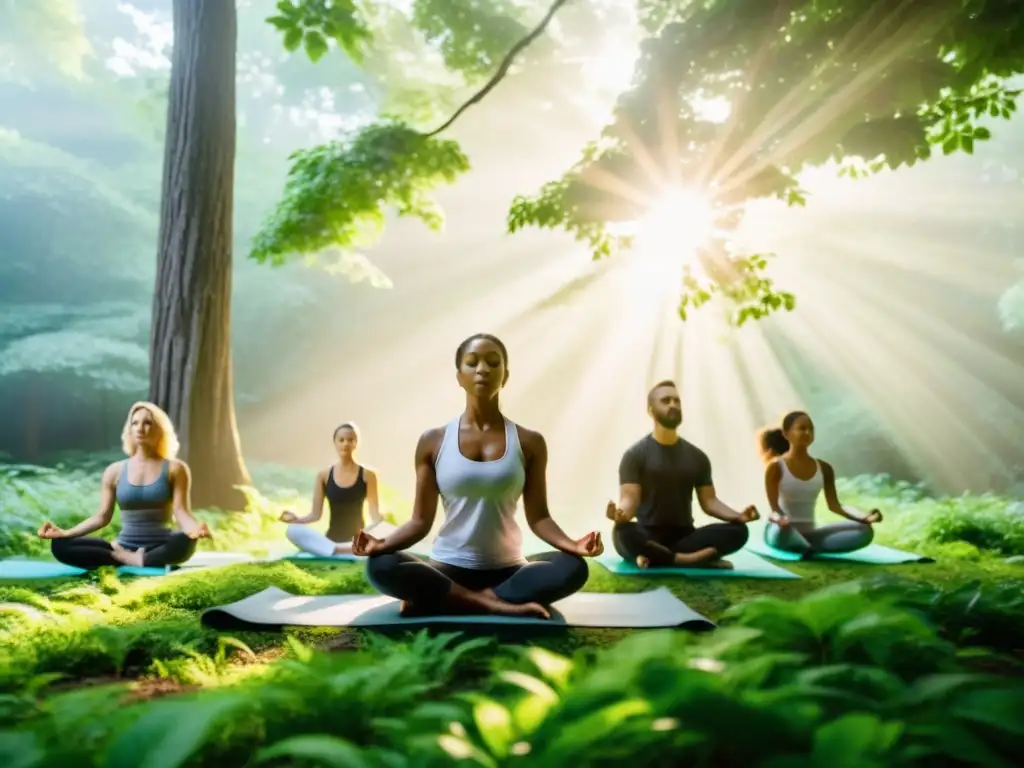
116;460;175;548
430;416;527;569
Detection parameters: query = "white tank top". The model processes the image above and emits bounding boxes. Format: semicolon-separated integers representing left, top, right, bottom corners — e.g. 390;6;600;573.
777;458;823;525
430;417;528;569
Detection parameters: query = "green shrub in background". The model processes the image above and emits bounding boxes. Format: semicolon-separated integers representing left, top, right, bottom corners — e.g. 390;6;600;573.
1;582;1021;768
836;475;1024;558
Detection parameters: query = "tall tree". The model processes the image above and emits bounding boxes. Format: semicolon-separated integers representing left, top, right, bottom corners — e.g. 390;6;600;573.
150;0;249;510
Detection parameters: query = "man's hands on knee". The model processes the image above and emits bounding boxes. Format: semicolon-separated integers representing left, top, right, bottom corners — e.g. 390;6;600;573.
735;505;760;524
605;501;634;524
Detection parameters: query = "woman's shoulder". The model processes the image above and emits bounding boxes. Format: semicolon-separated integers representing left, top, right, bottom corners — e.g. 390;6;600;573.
103;460;128;483
511;422;546;452
166;458;191;478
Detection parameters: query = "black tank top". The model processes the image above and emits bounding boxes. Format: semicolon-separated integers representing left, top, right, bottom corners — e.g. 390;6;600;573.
324;464;368;542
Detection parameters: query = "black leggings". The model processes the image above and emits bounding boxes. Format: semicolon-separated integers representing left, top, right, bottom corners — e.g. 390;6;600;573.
612;522;748;567
51;533;197;570
366;550;589;607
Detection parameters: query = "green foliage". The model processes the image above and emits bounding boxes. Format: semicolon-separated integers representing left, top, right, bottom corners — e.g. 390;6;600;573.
250;121;470;264
3;583;1022;767
835;474;1024;558
507;0;1024;325
410;0;532;80
266;0;373;64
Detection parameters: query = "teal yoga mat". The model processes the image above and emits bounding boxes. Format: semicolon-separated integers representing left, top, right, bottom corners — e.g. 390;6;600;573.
0;558;168;579
746;538;934;564
0;550;260;580
595;549;800;579
201;586;715;631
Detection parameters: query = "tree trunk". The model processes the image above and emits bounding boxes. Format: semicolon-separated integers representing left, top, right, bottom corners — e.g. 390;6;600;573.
149;0;250;511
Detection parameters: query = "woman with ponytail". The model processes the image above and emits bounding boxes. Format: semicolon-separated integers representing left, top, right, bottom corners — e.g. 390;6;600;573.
757;411;881;555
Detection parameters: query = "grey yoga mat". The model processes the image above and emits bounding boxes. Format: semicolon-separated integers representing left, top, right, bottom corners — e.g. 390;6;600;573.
201;586;715;631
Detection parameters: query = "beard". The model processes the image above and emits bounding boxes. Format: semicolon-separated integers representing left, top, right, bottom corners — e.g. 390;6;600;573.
655;410;682;429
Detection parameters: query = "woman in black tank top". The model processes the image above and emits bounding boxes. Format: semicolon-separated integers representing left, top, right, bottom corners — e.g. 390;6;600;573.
280;422;385;557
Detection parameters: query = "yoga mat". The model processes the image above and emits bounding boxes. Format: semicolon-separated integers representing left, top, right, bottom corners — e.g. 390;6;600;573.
0;558;167;579
276;531;556;563
182;552;257;567
595;549;800;579
746;538;934;564
280;551;360;563
201;586;715;631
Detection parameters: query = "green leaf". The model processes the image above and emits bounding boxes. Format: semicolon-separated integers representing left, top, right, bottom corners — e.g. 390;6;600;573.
473;698;515;758
304;30;329;62
813;714;902;765
255;735;375;767
961;135;974;154
524;647;574;691
101;694;247;768
282;26;303;52
972;126;991;140
276;0;300;18
0;730;43;768
941;135;959;155
265;15;293;31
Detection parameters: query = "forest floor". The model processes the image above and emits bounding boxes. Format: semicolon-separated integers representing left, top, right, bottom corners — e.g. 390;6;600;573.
2;460;1022;765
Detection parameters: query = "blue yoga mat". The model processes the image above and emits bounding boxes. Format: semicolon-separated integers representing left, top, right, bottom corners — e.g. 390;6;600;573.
0;558;169;579
746;537;934;564
595;549;800;579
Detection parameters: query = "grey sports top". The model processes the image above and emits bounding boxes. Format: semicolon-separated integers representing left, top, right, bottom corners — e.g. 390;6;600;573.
116;460;175;548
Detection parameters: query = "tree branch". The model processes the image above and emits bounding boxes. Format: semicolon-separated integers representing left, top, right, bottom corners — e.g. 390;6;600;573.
423;0;571;138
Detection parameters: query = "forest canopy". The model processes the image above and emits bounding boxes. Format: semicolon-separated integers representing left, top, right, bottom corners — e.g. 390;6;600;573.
257;0;1024;325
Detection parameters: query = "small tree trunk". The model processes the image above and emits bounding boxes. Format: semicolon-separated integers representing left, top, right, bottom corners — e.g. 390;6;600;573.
149;0;250;511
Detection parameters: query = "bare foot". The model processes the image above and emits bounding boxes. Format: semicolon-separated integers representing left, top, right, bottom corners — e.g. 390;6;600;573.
110;541;144;567
671;547;719;566
493;600;550;619
635;556;650;569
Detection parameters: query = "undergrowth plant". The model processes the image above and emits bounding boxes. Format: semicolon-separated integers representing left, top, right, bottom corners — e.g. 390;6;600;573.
1;584;1021;768
835;475;1024;558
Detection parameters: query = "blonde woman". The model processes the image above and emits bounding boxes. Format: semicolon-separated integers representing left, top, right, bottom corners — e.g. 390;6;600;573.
280;422;385;556
38;401;210;569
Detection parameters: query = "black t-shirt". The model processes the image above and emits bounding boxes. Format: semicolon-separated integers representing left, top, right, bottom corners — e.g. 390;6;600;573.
618;435;713;529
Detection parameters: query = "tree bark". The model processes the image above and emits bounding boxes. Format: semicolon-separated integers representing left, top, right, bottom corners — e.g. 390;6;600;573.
149;0;250;511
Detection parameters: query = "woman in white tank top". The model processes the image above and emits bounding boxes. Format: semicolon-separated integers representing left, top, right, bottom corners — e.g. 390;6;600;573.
757;411;882;555
351;333;603;619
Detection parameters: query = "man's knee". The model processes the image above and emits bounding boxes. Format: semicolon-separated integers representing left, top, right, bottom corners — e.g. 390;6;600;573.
722;522;750;552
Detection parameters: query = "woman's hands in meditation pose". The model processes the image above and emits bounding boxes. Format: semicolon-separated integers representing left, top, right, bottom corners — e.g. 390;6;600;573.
38;521;68;539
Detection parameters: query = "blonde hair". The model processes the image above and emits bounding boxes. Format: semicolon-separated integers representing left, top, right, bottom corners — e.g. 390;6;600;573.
121;401;180;459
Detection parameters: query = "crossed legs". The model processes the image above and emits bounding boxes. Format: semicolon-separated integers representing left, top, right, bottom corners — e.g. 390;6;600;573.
612;522;749;569
51;533;196;569
366;550;589;618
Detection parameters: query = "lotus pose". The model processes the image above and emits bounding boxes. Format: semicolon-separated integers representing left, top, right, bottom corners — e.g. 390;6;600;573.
38;402;209;569
759;410;881;555
607;380;759;570
280;422;384;556
352;333;601;619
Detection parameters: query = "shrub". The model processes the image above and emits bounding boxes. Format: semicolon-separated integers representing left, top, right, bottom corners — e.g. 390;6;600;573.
2;584;1022;768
